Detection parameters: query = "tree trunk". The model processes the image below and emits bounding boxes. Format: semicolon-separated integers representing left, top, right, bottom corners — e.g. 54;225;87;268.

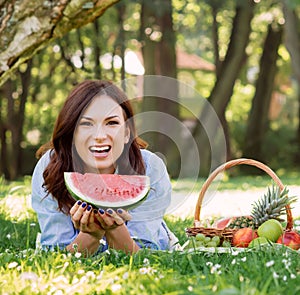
282;2;300;163
92;19;102;79
140;0;180;177
192;0;255;176
242;24;283;165
0;0;119;86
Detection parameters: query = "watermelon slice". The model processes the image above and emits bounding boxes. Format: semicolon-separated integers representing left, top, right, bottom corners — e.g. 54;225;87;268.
64;172;150;209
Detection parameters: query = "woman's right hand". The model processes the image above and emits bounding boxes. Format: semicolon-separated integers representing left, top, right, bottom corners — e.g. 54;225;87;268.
95;208;132;231
70;200;105;240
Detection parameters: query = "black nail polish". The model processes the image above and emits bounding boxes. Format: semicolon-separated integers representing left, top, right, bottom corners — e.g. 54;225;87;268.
87;205;92;211
77;200;82;205
99;208;105;214
93;209;98;214
107;209;113;215
81;202;87;208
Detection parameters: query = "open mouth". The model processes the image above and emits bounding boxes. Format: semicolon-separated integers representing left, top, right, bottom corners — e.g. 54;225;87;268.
89;145;111;154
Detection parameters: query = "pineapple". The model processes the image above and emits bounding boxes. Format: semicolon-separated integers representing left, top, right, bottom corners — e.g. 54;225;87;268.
227;185;297;229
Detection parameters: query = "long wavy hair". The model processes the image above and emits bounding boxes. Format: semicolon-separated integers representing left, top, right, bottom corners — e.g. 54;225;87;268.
37;80;147;213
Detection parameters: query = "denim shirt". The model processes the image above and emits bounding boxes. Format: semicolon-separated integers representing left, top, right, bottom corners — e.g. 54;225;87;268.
31;149;173;251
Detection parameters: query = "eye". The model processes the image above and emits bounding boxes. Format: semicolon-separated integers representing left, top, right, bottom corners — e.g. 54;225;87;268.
79;120;93;126
107;120;120;126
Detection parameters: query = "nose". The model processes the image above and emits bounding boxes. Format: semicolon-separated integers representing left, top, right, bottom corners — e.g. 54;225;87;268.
94;126;107;140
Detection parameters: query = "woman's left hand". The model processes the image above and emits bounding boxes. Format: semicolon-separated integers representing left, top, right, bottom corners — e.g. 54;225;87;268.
70;201;105;240
95;208;132;231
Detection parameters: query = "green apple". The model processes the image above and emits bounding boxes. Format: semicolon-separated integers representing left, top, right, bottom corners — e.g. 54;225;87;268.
257;219;283;242
248;236;270;248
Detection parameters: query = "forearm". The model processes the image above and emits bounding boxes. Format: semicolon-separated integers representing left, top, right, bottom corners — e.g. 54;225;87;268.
66;231;103;256
105;224;140;254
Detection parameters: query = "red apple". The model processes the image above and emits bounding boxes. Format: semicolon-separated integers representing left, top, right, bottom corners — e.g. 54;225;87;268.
232;228;258;248
276;230;300;250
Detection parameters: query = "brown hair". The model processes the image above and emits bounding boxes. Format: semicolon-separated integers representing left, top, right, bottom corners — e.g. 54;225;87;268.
38;80;147;213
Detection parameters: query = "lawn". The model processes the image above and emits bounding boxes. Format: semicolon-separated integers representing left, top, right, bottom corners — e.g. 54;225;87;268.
0;175;300;294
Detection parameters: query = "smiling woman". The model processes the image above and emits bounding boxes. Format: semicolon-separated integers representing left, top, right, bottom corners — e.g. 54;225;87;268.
31;80;178;256
74;95;130;174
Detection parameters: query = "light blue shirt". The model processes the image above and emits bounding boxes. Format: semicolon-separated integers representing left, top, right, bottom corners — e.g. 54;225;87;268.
31;149;173;251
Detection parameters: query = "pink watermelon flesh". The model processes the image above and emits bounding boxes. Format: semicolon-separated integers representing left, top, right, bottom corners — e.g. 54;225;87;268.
64;172;150;209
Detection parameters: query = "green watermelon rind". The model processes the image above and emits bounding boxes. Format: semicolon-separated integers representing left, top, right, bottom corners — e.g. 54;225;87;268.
64;172;150;209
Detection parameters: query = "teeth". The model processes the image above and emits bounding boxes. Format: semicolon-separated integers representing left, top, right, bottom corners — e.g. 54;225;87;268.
90;146;110;152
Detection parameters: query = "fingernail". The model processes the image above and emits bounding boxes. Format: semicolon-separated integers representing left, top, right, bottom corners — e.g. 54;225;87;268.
99;208;105;214
117;209;123;214
81;202;87;208
77;200;82;205
107;209;113;215
87;205;92;211
93;209;98;214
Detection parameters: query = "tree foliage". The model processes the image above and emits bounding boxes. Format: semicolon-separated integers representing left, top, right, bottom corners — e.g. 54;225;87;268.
0;0;300;179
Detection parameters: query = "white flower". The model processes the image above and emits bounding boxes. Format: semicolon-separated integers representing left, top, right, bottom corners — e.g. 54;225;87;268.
241;257;247;262
86;271;96;279
122;272;129;280
291;274;296;279
231;259;236;265
266;260;275;268
111;284;122;292
20;271;39;281
231;250;240;256
8;261;18;269
6;234;11;239
75;252;82;258
273;272;279;279
143;258;150;266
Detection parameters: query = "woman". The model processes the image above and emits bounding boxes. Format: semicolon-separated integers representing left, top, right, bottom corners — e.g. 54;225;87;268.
31;80;177;256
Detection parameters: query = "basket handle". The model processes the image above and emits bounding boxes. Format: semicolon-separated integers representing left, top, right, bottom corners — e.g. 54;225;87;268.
194;158;293;230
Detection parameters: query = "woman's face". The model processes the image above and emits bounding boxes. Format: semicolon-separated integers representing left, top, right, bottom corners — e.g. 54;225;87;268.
73;95;130;174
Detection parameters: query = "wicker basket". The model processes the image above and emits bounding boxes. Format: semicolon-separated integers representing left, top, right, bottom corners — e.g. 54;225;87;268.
186;158;294;245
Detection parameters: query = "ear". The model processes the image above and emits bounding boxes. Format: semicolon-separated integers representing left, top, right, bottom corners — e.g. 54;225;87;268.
124;125;130;144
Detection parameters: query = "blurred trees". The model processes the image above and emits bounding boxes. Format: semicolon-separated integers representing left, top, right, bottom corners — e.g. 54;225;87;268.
0;0;300;179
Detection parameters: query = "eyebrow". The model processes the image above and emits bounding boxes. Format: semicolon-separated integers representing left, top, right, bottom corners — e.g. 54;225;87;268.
81;115;120;120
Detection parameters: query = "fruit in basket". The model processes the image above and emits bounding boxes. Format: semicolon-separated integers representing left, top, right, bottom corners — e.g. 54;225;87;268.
248;236;270;248
250;186;295;226
217;185;296;230
276;230;300;250
222;240;231;247
195;233;206;242
215;216;254;229
232;228;258;247
184;234;223;249
257;219;283;242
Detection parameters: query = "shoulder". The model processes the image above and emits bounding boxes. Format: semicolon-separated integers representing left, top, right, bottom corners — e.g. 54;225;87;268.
140;149;169;180
31;149;53;190
33;149;53;174
141;149;166;170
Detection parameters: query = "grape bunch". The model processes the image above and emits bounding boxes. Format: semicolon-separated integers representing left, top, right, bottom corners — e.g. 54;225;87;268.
186;233;231;249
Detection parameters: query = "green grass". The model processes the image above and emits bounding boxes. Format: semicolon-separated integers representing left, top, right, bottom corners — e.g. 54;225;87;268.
0;176;300;294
